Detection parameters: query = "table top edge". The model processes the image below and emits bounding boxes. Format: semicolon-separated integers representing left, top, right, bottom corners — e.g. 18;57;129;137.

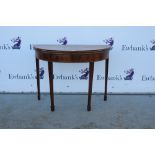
33;44;111;52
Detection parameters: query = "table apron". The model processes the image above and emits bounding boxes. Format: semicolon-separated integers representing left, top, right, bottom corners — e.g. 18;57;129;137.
35;51;109;62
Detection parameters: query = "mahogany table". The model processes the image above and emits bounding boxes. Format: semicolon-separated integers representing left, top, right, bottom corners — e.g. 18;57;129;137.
34;45;111;111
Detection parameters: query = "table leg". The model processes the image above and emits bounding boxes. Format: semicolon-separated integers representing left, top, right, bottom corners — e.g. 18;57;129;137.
48;62;55;111
87;62;94;111
104;58;109;101
36;58;40;100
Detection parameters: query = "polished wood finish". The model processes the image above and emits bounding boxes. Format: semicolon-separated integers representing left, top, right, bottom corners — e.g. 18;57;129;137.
36;58;40;100
34;45;111;111
104;58;109;101
34;45;110;63
87;62;94;111
48;62;55;111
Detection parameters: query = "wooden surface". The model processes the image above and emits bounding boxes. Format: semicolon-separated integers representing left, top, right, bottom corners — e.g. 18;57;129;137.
34;45;111;52
34;45;111;63
34;44;111;111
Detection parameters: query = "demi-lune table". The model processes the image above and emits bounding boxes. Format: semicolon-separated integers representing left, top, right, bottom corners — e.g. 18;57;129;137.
34;45;111;111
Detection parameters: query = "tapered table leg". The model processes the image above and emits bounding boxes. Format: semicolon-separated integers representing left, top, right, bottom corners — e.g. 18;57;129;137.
104;58;109;101
87;62;94;111
36;58;40;100
48;62;55;111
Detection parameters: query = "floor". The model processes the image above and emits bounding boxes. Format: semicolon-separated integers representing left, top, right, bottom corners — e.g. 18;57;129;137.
0;94;155;129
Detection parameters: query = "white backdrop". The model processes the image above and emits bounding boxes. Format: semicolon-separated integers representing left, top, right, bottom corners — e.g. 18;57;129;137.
0;26;155;93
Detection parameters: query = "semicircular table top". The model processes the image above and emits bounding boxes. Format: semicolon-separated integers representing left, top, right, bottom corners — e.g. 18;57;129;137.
33;45;111;53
